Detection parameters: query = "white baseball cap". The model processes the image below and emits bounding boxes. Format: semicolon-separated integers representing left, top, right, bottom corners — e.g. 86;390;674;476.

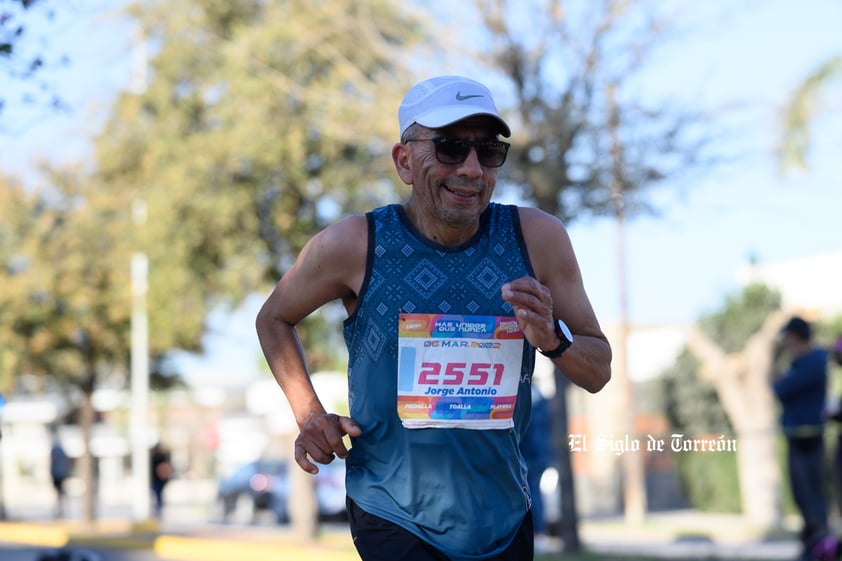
398;76;511;138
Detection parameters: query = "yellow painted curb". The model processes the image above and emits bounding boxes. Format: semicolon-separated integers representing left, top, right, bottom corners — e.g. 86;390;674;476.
154;535;361;561
0;523;68;547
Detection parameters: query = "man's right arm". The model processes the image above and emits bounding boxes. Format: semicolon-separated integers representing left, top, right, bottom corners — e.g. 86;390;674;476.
255;214;367;473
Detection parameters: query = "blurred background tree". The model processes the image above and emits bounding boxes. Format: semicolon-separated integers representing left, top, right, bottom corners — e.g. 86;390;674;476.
680;283;784;525
464;0;724;546
660;348;740;513
0;168;135;521
475;0;717;222
93;0;426;372
667;287;842;520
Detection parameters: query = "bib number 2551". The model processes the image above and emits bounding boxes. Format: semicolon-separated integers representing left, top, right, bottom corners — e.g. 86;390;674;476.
417;362;504;386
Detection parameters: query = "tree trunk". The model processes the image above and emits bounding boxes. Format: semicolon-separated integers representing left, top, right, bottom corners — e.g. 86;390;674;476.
80;387;97;523
735;428;780;525
686;313;784;526
289;460;318;540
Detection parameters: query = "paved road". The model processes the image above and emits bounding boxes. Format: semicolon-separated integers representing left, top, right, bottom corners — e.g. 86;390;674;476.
0;543;161;561
0;477;807;561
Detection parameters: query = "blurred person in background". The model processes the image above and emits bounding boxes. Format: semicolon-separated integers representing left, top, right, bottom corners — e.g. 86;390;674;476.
520;385;553;552
49;429;70;519
772;316;837;561
150;443;173;520
828;337;842;522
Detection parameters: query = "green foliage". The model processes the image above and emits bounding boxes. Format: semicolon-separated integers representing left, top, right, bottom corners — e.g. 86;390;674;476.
84;0;427;375
2;1;427;393
817;313;842;348
660;283;781;513
0;176;33;392
698;283;782;353
780;55;842;172
660;349;739;512
0;170;133;390
673;448;741;513
776;433;800;517
662;350;731;436
102;0;423;291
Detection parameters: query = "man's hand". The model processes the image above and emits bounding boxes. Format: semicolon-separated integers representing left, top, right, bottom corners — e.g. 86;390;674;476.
294;413;362;474
501;277;559;353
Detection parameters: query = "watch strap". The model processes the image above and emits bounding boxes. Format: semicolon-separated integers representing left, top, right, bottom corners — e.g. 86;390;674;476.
538;319;573;359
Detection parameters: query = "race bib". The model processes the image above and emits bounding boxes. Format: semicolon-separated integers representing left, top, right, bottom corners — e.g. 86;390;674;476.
397;313;524;430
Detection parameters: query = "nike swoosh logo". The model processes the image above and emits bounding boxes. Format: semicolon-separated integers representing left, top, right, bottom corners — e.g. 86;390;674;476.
456;92;483;101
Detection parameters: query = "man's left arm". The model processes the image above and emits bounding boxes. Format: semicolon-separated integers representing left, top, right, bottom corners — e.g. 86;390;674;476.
503;207;612;393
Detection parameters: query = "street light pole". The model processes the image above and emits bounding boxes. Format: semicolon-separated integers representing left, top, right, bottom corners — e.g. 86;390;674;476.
607;84;646;524
131;200;150;522
128;27;152;524
0;394;6;520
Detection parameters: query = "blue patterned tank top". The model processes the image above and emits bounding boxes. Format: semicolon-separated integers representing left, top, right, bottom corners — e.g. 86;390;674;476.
343;203;536;560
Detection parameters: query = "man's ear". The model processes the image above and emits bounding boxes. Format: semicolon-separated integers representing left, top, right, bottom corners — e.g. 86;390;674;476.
392;142;413;185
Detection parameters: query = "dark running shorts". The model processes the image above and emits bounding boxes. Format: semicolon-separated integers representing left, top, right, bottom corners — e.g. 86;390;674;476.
347;497;534;561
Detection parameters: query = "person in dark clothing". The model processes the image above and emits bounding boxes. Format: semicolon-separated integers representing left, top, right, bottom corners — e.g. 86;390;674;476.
831;337;842;368
829;337;842;522
150;443;172;519
772;316;836;561
49;435;70;519
521;386;553;545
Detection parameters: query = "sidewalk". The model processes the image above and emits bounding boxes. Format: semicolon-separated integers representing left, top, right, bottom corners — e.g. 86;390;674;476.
0;478;362;561
579;510;802;560
0;511;805;561
0;518;361;561
0;479;806;560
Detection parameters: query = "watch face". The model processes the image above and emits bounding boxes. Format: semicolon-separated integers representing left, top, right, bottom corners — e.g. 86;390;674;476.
556;319;573;342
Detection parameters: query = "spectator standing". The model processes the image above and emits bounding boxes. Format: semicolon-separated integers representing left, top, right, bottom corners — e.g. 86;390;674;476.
150;443;172;520
49;432;70;519
772;316;836;561
521;385;554;551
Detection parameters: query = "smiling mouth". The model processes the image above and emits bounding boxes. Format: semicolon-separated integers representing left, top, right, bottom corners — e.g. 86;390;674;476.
444;184;478;198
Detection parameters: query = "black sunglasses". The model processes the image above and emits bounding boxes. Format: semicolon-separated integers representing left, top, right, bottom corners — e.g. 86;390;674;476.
405;137;510;168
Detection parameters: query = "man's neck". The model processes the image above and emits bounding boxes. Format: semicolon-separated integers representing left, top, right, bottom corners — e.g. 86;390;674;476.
402;201;484;247
792;342;812;357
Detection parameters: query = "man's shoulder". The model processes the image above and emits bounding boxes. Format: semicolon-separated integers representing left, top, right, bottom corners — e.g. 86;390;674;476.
323;213;369;239
512;205;568;239
513;205;562;222
312;214;370;264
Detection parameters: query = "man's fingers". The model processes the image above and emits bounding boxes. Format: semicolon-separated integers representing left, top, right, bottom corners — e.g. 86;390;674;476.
294;440;320;474
323;415;362;459
502;278;552;311
339;416;362;437
332;416;362;459
294;413;362;470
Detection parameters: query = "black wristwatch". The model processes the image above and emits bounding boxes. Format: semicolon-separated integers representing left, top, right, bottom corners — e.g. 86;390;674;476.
538;319;574;359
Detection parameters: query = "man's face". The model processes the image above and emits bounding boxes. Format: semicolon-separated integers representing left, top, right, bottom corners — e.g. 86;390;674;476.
779;331;795;351
401;116;503;228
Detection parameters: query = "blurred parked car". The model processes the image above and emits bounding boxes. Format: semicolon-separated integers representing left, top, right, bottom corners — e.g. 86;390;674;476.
218;458;289;523
315;457;348;521
218;457;347;524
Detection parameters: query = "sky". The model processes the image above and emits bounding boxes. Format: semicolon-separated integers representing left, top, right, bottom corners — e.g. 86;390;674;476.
565;0;842;326
1;0;840;384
